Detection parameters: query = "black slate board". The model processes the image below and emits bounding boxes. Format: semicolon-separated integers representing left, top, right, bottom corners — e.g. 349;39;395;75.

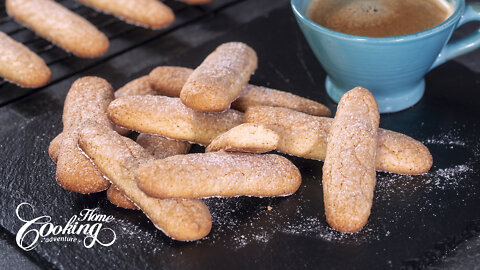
1;3;480;270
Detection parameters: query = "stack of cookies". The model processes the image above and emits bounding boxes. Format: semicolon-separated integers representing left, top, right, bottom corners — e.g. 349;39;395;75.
1;0;213;87
49;42;432;241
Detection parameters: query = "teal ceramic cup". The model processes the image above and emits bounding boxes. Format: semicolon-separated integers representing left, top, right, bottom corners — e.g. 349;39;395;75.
291;0;480;113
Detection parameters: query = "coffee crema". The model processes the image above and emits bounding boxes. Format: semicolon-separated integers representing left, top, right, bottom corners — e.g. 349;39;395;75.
306;0;453;37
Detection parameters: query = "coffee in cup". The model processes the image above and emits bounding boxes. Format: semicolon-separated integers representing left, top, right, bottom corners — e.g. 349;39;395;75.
306;0;453;37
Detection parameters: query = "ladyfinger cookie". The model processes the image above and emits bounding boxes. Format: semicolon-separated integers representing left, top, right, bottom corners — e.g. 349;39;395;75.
55;77;114;193
149;66;193;97
323;87;380;232
180;42;258;112
6;0;109;58
0;32;51;87
48;133;63;163
107;133;191;209
111;76;165;204
107;186;137;210
113;76;157;136
244;106;433;175
115;76;156;98
136;133;191;159
233;84;331;117
135;151;302;199
108;95;244;145
79;123;212;241
148;66;331;116
77;0;174;29
206;123;279;153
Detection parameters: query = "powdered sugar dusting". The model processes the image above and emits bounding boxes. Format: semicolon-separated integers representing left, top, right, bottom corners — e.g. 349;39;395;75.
197;189;382;250
187;126;480;250
423;128;467;147
426;164;472;190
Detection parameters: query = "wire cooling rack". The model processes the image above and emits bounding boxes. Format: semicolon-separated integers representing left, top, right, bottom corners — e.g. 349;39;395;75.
0;0;242;105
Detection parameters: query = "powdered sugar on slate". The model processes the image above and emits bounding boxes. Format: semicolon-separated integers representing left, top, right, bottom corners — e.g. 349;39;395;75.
423;128;467;147
192;127;480;250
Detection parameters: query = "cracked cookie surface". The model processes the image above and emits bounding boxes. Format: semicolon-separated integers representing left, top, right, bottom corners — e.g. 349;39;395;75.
322;87;380;233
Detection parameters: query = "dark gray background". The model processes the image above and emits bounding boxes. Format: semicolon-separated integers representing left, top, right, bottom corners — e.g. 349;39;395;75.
1;0;480;269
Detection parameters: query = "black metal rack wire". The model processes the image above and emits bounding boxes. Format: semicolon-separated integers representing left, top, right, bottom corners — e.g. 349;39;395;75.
0;0;241;105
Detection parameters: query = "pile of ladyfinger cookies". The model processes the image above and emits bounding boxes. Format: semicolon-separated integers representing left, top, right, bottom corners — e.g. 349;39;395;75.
1;0;212;88
48;42;433;241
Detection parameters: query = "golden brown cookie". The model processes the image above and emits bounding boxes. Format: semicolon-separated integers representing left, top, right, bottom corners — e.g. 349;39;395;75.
323;87;380;233
113;76;157;136
135;151;302;199
206;123;279;153
55;77;114;193
148;66;193;97
148;66;330;116
244;106;329;160
107;185;137;209
233;84;331;117
180;42;258;112
108;95;244;145
0;32;51;87
136;133;191;159
375;129;433;174
244;106;432;174
7;0;109;58
79;123;212;241
48;132;63;163
77;0;174;29
115;76;156;98
107;133;191;209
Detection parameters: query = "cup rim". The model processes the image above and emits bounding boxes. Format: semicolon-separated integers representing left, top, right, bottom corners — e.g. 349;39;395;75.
291;0;465;42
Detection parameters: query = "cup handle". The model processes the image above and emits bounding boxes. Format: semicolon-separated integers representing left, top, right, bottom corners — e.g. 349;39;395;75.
431;3;480;69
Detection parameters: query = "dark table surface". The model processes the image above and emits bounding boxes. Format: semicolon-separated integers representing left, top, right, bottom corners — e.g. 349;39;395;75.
1;0;480;269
